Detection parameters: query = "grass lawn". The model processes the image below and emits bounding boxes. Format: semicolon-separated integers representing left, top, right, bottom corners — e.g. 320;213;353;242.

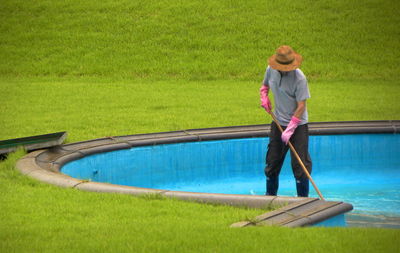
1;79;399;142
1;0;400;252
1;79;399;252
1;0;399;82
1;150;399;253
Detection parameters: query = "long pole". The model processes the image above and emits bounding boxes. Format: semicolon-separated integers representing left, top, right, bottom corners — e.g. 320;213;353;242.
269;112;325;200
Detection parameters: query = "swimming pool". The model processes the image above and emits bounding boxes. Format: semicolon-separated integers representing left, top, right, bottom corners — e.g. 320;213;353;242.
62;133;400;228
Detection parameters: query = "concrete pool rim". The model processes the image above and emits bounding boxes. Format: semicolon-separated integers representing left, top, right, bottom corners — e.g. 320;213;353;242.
16;120;399;227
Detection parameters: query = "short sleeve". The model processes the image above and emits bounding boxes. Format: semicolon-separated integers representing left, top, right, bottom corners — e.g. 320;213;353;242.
262;66;271;86
295;76;311;102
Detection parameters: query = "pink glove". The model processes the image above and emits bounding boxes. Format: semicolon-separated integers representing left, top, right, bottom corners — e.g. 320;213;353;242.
260;85;272;113
281;116;301;144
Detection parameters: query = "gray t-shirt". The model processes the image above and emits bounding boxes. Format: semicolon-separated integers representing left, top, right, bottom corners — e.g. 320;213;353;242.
262;66;310;126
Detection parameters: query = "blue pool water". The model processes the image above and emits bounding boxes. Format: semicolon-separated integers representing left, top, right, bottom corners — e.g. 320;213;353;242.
62;134;400;228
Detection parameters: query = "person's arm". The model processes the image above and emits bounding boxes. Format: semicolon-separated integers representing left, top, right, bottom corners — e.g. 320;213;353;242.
281;100;306;144
260;84;272;113
293;100;306;119
260;67;272;113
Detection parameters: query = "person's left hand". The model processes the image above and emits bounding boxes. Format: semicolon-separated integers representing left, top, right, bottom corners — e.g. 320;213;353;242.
281;116;301;144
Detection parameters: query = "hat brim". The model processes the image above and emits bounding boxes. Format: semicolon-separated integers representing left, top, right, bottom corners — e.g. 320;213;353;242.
268;53;303;71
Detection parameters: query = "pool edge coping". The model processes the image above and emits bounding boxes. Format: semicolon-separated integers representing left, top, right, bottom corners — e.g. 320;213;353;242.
16;120;400;227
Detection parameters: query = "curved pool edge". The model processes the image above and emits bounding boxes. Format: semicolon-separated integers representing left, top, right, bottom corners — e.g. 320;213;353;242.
17;149;309;208
17;149;354;227
16;120;400;227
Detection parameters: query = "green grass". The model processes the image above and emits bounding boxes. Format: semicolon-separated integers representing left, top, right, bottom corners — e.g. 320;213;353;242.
1;0;400;252
1;0;399;81
0;80;399;253
1;152;399;253
0;79;398;142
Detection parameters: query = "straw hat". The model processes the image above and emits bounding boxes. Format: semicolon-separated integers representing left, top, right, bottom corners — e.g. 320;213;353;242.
268;45;303;71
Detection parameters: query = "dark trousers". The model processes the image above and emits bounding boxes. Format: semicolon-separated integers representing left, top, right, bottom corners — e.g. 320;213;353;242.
265;121;312;197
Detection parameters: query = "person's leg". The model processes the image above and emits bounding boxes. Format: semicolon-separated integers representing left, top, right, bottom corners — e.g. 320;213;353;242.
265;121;289;195
289;124;312;197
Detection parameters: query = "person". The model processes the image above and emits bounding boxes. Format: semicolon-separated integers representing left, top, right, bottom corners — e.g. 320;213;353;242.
259;45;312;197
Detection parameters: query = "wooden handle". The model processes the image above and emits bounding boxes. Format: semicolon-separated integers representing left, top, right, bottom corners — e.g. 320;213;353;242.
269;112;325;200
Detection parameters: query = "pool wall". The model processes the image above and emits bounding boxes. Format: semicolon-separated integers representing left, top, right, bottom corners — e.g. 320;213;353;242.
17;121;399;227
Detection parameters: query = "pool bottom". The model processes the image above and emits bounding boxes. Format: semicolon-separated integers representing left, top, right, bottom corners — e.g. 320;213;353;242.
346;213;400;229
311;213;400;229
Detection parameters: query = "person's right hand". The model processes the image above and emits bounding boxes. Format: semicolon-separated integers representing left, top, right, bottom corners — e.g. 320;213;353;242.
260;85;272;113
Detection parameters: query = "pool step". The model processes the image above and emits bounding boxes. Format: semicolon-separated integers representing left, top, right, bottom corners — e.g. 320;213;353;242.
231;198;353;227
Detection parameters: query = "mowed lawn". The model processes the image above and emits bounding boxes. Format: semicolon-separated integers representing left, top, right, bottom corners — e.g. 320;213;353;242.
1;81;399;253
0;79;399;142
1;0;400;252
